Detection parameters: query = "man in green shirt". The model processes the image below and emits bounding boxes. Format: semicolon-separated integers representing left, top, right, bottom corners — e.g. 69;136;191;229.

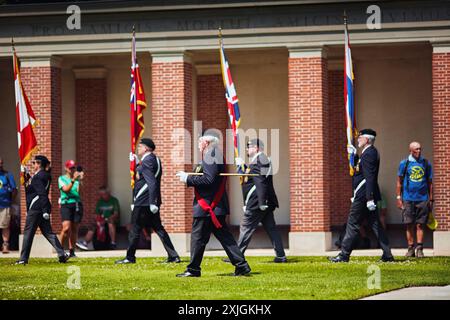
77;186;120;250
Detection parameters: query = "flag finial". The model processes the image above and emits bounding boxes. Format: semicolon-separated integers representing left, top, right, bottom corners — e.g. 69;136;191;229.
11;37;15;52
218;27;222;39
343;11;348;25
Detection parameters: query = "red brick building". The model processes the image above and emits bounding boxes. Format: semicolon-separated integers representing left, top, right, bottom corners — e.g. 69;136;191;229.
0;0;449;255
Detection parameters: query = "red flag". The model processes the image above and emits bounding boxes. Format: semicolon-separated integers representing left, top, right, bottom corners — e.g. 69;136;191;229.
13;49;38;183
129;29;147;188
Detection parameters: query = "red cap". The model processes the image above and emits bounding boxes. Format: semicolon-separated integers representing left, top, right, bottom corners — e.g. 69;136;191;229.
65;160;76;169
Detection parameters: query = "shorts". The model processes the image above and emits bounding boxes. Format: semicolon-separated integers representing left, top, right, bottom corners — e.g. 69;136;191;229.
61;202;84;223
0;207;11;229
402;201;429;225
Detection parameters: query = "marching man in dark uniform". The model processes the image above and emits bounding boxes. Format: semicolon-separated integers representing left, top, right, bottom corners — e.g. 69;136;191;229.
229;138;286;263
16;155;68;265
330;129;394;263
175;134;251;277
116;138;180;264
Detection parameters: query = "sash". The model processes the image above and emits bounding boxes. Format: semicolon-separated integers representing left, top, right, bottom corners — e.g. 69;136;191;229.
194;177;226;229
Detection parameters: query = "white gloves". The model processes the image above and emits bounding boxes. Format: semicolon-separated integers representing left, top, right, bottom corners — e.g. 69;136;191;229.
150;204;159;214
129;152;139;164
235;157;245;167
42;213;50;220
242;206;247;212
130;204;134;211
347;144;357;155
176;171;188;183
259;205;269;211
367;200;377;211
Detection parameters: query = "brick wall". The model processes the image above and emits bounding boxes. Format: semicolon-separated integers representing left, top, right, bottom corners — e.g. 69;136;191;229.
197;75;228;138
328;70;352;227
75;78;108;228
20;66;62;233
432;52;450;232
152;61;193;233
288;56;331;232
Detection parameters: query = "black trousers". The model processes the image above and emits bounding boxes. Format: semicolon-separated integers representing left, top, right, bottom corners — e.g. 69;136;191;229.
126;206;178;260
340;200;392;258
20;209;65;262
238;209;285;258
187;215;249;274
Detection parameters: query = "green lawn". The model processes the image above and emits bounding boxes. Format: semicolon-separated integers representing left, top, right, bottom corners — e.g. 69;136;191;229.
1;256;449;300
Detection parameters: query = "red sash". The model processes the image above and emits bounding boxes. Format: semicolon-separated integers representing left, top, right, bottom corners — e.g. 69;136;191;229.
194;177;226;229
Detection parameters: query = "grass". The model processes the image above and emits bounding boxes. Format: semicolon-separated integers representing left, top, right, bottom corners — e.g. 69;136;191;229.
0;256;449;300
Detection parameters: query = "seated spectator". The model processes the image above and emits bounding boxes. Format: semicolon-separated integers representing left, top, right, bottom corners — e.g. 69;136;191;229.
76;186;120;250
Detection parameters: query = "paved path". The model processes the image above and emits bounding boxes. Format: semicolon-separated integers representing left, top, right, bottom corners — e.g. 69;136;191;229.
361;285;450;300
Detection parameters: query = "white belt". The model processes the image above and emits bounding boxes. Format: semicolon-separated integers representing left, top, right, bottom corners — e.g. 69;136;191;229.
134;184;148;202
351;179;366;203
245;185;256;206
29;195;39;210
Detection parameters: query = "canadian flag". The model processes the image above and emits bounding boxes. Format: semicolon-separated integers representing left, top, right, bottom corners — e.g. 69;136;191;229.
13;50;38;169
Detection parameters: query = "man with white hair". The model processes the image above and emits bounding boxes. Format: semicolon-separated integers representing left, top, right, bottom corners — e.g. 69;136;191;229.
176;133;251;277
396;141;433;258
330;129;393;263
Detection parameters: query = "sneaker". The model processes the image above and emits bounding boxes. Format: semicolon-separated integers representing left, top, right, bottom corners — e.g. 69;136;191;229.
2;242;9;254
405;246;415;257
416;246;424;258
14;260;27;265
76;241;89;251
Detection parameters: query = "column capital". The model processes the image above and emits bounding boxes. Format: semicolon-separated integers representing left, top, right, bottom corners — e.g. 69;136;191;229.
72;67;108;79
150;51;193;64
19;55;62;68
431;42;450;54
288;46;328;59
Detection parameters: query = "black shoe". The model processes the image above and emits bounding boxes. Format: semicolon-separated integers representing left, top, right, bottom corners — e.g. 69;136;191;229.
222;258;231;263
115;258;136;264
406;246;416;257
59;254;69;263
380;255;395;262
328;254;349;263
234;266;251;276
68;249;77;258
14;260;27;265
109;243;117;250
166;256;181;263
176;271;200;277
274;256;288;263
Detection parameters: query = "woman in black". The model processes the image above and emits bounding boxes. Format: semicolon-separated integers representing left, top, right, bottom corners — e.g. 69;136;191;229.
16;155;68;265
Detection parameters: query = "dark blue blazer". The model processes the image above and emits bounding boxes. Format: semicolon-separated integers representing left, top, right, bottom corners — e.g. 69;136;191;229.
241;152;279;211
26;170;51;213
187;147;229;218
352;145;381;203
133;153;162;207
